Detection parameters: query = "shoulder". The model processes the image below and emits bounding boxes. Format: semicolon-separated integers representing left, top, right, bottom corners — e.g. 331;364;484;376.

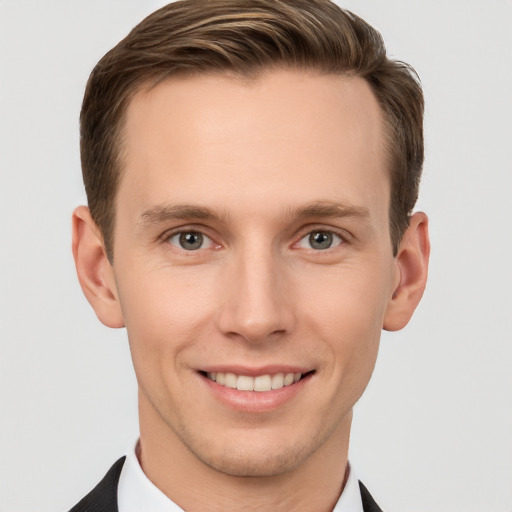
68;457;126;512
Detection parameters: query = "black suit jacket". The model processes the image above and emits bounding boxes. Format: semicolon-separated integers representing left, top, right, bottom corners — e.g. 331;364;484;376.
69;457;383;512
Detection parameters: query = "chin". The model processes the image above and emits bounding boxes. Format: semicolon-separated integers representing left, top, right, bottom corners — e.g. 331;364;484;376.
198;443;312;478
176;422;332;478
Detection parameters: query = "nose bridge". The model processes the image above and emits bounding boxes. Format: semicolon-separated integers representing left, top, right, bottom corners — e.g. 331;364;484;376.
219;238;292;342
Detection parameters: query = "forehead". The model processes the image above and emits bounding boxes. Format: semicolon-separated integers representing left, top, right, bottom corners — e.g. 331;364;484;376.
119;69;388;221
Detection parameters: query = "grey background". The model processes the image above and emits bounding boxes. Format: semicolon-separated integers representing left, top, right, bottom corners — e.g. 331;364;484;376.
1;1;511;511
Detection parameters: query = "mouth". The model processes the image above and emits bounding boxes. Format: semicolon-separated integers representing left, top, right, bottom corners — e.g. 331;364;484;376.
200;370;315;392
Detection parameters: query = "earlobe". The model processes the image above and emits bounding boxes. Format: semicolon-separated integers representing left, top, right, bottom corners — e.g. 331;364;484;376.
72;206;124;328
383;212;430;332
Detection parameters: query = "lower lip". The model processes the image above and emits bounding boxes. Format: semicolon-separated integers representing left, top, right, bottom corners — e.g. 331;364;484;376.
200;373;312;413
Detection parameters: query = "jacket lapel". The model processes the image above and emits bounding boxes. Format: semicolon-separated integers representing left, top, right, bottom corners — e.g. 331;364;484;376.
68;456;126;512
359;481;384;512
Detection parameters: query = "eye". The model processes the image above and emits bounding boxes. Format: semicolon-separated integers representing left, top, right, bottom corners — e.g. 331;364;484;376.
297;230;343;250
168;231;215;251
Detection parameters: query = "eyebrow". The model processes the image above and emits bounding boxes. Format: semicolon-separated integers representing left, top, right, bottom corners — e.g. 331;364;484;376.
137;200;370;227
138;204;226;226
291;201;370;220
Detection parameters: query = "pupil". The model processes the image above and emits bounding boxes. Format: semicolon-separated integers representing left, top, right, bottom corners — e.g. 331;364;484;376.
180;232;203;250
310;231;332;250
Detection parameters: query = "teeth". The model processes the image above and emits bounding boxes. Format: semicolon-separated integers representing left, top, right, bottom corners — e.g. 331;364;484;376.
271;373;284;389
283;373;294;386
207;371;302;391
237;375;254;391
254;375;272;392
224;373;237;389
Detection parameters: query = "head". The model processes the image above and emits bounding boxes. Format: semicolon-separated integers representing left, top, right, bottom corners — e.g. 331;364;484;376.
80;0;424;263
73;0;429;488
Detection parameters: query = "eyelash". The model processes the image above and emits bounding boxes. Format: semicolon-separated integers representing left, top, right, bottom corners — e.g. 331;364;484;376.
164;229;218;252
162;226;349;253
295;229;345;251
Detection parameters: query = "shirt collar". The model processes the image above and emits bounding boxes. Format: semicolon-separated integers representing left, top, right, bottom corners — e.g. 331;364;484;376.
118;439;363;512
117;440;182;512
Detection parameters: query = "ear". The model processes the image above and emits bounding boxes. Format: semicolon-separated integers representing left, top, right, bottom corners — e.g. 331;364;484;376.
383;212;430;331
72;206;124;328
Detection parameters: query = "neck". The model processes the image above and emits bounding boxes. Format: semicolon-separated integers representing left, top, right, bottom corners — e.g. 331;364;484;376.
137;392;352;512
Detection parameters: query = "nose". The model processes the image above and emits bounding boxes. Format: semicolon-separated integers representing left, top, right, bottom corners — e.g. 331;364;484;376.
217;245;295;344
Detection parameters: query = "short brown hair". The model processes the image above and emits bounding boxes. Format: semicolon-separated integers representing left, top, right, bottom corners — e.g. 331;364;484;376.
80;0;424;261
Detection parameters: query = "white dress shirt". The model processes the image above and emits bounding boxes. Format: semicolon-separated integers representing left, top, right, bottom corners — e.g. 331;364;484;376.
118;440;364;512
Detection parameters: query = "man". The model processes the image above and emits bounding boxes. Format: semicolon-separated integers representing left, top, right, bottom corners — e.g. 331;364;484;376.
70;0;429;510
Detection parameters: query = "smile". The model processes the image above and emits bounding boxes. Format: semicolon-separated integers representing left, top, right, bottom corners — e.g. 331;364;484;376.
200;368;315;412
206;372;303;391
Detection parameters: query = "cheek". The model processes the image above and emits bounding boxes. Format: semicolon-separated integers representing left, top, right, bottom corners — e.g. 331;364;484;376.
114;264;219;372
298;262;391;370
299;260;392;324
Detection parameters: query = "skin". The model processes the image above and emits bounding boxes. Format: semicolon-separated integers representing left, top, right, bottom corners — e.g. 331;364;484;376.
73;69;429;511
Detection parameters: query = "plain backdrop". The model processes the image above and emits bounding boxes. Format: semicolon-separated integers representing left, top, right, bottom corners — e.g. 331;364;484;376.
1;1;511;511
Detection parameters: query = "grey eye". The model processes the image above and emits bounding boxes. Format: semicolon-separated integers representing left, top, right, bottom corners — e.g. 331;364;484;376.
169;231;212;251
298;230;343;250
180;232;203;250
309;231;333;249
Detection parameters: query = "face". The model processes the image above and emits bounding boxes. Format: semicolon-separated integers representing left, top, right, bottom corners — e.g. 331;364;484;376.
111;70;399;477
